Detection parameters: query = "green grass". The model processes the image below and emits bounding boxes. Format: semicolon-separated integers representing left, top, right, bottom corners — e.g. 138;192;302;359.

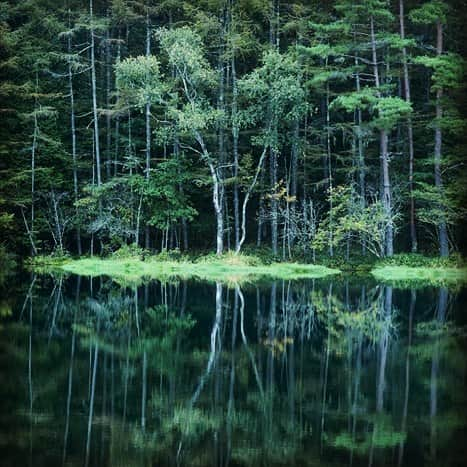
370;265;467;286
370;253;467;287
29;250;467;287
57;253;340;284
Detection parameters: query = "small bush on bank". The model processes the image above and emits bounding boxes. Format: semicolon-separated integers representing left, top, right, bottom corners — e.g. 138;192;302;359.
111;243;148;259
317;254;376;272
25;250;70;266
241;246;276;264
195;251;265;267
154;248;185;262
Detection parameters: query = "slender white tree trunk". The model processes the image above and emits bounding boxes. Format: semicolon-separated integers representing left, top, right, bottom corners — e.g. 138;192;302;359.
67;27;82;255
90;0;101;187
371;15;393;256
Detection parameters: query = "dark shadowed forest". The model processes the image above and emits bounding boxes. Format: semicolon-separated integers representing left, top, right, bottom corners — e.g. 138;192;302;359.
1;0;466;263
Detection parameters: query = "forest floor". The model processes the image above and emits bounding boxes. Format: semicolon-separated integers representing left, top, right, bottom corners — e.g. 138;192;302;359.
27;251;467;286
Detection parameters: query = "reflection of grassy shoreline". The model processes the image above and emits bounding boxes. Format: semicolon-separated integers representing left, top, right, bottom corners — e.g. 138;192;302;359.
53;256;340;283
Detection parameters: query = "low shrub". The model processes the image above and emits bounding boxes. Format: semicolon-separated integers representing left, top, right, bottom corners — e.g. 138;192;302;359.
25;250;70;266
111;243;148;259
154;248;185;262
195;251;265;267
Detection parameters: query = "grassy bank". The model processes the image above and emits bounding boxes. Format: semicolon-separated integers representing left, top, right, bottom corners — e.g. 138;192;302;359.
370;254;467;286
54;252;340;283
371;265;467;285
28;250;467;286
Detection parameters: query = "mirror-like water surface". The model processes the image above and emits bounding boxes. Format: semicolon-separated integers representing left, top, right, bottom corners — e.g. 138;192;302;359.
1;274;466;467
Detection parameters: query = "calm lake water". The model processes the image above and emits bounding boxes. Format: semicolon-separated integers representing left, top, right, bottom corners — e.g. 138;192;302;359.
1;273;467;467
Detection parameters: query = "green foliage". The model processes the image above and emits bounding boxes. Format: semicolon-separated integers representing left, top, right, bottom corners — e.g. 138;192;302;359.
172;101;221;133
25;250;70;263
331;88;378;112
238;49;306;137
414;54;465;91
414;180;465;233
158;26;217;89
332;92;412;130
111;243;147;259
76;178;136;245
143;159;197;230
378;253;464;268
116;55;165;106
195;250;265;267
372;97;412;130
332;422;406;454
313;186;394;258
409;0;448;24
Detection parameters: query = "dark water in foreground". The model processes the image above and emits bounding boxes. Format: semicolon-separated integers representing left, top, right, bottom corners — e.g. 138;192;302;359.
0;273;466;467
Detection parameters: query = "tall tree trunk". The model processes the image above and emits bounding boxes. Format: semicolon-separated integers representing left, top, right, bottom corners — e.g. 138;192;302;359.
105;11;112;180
237;146;268;253
114;32;121;177
434;21;449;257
268;0;279;256
399;0;417;252
214;168;224;255
30;73;39;256
67;28;82;255
289;109;299;249
232;51;240;251
194;131;223;254
354;50;366;254
381;130;393;255
326;83;333;257
90;0;101;187
270;144;278;256
145;10;151;249
370;15;393;256
257;169;265;247
217;49;226;254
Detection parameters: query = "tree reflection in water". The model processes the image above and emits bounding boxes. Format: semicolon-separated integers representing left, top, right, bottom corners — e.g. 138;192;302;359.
0;274;466;467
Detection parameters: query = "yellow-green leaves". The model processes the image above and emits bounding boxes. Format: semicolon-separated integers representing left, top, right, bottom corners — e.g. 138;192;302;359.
157;26;216;88
116;55;164;107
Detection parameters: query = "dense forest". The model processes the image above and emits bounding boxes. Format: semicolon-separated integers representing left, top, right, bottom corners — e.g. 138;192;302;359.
1;0;466;261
